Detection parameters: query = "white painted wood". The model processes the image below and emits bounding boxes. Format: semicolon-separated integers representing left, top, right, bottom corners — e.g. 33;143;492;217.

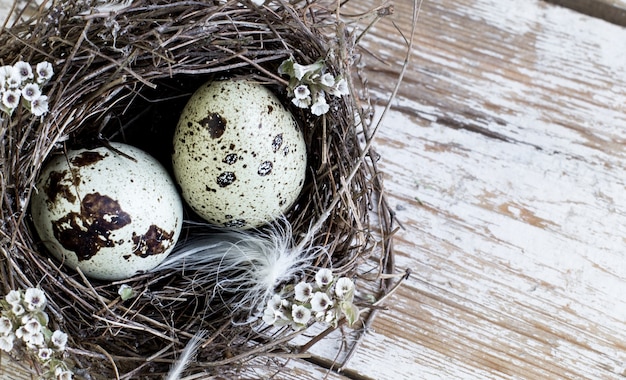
302;0;626;378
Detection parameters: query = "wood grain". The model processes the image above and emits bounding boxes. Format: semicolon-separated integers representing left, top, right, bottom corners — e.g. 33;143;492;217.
544;0;626;26
307;0;626;378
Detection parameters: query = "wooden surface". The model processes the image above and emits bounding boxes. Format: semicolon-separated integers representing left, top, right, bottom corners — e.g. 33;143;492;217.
544;0;626;26
2;0;626;379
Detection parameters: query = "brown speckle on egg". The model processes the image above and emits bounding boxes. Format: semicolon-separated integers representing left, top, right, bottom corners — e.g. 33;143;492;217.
223;153;238;164
132;224;175;258
71;151;107;167
52;192;131;261
217;171;236;187
45;170;78;204
199;112;226;138
272;134;283;152
224;219;246;228
258;161;273;176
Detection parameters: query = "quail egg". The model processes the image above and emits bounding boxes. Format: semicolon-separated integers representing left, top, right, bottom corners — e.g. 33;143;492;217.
30;142;183;281
172;80;306;229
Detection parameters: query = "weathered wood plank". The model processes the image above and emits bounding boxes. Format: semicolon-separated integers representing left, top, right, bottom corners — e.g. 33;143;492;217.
544;0;626;26
0;354;34;380
301;0;626;378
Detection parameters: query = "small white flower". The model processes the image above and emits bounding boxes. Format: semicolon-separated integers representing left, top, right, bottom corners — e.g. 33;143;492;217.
292;61;324;81
27;331;45;348
311;95;330;116
320;72;335;87
38;347;53;361
5;290;22;306
24;288;47;311
36;61;54;83
293;84;310;100
291;304;311;325
2;89;21;110
5;73;21;89
22;316;42;334
310;292;333;312
267;294;282;311
13;61;33;82
0;65;12;84
51;330;68;351
292;63;310;81
55;367;74;380
315;268;334;289
294;282;313;302
0;333;15;352
0;317;12;335
30;95;49;116
15;326;31;341
291;96;311;109
11;303;25;316
262;305;278;325
334;277;355;299
331;78;349;97
21;83;41;101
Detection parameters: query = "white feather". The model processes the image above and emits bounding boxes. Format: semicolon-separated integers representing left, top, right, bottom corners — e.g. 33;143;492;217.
153;221;326;316
165;330;207;380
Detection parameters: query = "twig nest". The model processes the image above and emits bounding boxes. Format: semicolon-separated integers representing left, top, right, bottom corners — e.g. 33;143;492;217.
172;80;307;229
30;143;183;280
0;0;396;378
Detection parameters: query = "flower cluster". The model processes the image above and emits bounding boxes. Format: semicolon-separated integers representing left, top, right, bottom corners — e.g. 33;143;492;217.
0;288;73;380
262;268;360;330
278;58;349;116
0;61;53;117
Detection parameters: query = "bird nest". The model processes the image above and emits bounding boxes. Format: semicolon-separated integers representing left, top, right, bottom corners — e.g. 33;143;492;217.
0;0;398;378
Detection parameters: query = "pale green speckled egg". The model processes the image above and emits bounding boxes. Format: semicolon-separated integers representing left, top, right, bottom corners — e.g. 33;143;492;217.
172;80;307;229
30;142;184;281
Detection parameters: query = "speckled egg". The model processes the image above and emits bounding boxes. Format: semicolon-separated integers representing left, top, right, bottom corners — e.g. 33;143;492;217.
30;142;184;281
172;80;306;229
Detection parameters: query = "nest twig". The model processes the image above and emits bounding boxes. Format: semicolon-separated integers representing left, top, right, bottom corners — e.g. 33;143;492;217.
0;0;399;378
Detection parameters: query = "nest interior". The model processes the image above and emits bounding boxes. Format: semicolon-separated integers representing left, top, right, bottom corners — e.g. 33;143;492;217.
0;0;395;378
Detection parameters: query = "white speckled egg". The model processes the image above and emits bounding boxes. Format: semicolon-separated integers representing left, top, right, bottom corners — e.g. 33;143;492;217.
30;142;184;281
172;80;306;229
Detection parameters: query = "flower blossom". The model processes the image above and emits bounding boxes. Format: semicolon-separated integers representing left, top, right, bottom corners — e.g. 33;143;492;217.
51;330;68;351
310;291;333;312
22;83;42;101
293;84;310;99
291;304;311;325
310;94;329;116
25;288;47;311
13;61;34;82
0;317;13;334
315;268;333;289
36;61;54;83
5;290;22;306
30;95;49;116
334;277;355;299
2;89;21;110
0;334;15;352
294;282;312;302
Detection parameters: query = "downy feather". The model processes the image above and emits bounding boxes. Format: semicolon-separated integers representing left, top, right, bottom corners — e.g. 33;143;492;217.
165;330;207;380
153;221;326;316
